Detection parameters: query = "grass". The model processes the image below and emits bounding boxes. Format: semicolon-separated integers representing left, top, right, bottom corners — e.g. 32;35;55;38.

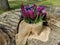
0;0;60;14
9;1;37;9
0;10;5;14
39;0;60;6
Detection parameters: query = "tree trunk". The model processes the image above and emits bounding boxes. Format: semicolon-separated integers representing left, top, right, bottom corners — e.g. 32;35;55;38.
0;9;21;45
0;6;60;45
0;0;10;10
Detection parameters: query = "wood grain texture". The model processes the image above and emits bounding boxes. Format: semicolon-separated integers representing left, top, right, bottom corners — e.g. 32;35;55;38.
0;10;21;45
0;6;60;45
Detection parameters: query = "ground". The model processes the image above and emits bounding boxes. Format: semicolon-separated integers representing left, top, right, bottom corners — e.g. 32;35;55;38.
0;0;60;14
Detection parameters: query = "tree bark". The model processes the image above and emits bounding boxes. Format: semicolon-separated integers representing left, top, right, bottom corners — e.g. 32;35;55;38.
0;6;60;45
0;0;10;10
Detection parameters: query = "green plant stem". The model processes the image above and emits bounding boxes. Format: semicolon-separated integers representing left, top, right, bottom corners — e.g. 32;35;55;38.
35;16;38;24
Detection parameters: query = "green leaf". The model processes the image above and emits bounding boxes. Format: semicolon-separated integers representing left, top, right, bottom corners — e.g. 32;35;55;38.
34;8;37;16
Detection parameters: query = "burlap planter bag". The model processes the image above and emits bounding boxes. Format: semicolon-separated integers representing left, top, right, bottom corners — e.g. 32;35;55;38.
16;20;51;45
30;21;43;35
21;20;43;35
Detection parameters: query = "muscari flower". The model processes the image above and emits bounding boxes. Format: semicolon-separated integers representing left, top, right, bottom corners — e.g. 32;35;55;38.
36;6;45;16
21;10;28;18
39;6;44;11
21;4;28;18
21;4;24;11
25;5;35;19
37;6;44;12
21;4;46;20
28;9;35;19
36;11;40;16
26;5;31;10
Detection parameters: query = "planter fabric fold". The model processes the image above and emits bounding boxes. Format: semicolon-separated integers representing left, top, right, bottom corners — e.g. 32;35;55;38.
16;21;51;45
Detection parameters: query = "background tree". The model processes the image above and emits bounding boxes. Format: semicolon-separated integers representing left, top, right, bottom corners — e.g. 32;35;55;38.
0;0;10;10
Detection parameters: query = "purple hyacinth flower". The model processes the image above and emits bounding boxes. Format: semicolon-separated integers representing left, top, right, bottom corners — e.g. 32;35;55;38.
28;10;34;19
39;6;44;11
36;7;40;12
36;12;40;16
37;6;44;12
26;4;32;10
21;4;29;18
26;4;30;10
25;10;29;17
21;4;26;18
39;6;44;12
22;10;28;18
21;4;24;11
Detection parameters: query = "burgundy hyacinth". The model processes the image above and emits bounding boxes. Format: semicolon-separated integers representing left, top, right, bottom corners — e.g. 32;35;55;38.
21;10;27;18
21;4;24;11
28;10;34;19
40;6;44;12
36;12;40;16
36;6;44;12
26;4;30;10
21;4;28;18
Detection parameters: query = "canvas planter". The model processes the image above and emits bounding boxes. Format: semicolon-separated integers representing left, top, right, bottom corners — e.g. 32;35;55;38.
21;20;43;35
30;21;43;35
